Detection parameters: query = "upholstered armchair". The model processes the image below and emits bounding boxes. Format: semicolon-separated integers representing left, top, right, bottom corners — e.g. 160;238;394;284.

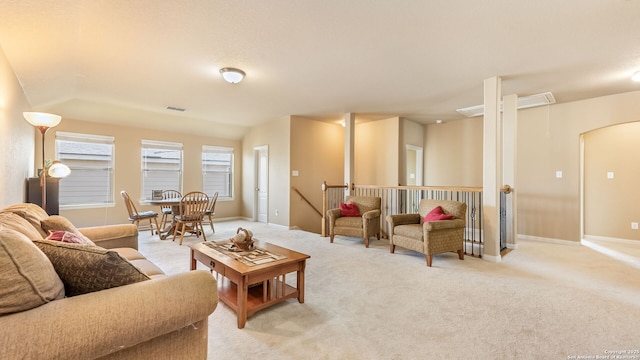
386;199;466;267
327;196;382;248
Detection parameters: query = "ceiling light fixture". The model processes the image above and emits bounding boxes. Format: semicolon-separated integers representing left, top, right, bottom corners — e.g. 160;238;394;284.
632;71;640;82
456;92;556;117
220;67;245;84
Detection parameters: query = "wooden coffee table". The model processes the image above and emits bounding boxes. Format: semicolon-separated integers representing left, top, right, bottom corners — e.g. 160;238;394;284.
189;240;310;328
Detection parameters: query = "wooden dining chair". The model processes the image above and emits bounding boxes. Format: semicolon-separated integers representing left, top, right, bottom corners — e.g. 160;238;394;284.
172;191;209;245
202;192;218;233
159;190;182;231
120;190;160;237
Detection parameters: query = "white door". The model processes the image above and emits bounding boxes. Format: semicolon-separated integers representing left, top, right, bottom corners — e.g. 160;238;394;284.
255;146;268;223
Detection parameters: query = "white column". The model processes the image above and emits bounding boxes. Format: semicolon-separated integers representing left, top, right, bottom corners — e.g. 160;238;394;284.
502;94;518;249
482;77;502;261
344;113;355;196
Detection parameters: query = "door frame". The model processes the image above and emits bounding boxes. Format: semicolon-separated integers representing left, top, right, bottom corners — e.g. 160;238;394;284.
254;145;269;223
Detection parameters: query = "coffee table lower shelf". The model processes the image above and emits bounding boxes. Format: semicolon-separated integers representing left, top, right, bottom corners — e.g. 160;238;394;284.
217;277;299;318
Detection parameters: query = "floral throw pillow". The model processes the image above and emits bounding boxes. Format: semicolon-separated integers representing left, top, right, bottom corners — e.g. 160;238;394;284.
46;230;95;246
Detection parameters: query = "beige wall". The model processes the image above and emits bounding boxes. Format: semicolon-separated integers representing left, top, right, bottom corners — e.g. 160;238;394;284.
426;90;640;243
51;118;242;228
290;117;344;233
242;116;291;227
425;117;483;187
399;118;424;185
0;46;34;207
518;91;640;242
583;122;640;240
355;117;400;186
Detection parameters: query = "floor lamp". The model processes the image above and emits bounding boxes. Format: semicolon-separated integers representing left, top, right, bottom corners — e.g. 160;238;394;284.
23;112;62;211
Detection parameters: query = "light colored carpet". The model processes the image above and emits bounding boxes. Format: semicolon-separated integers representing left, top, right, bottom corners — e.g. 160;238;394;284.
138;221;640;360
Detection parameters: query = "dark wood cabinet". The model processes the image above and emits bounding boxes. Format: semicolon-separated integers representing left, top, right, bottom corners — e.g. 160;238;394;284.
26;177;60;215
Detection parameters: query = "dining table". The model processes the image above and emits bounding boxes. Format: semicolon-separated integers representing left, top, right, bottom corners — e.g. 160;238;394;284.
142;198;182;239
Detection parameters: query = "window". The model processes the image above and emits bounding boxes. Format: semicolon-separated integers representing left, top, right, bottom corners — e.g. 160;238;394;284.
202;145;233;199
55;132;115;207
141;140;183;200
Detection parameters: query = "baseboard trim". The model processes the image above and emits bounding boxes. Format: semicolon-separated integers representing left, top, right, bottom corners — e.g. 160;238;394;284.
518;234;581;246
582;235;640;244
482;253;502;263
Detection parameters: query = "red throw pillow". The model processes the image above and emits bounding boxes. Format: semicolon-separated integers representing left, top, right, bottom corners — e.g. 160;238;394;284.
46;230;95;246
339;202;361;217
424;206;454;222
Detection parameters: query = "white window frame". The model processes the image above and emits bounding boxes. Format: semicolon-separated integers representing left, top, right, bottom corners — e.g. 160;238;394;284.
202;145;234;199
55;131;115;209
141;140;183;201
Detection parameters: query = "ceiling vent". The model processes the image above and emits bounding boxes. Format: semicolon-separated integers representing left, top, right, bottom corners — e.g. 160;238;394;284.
456;92;556;117
166;106;186;112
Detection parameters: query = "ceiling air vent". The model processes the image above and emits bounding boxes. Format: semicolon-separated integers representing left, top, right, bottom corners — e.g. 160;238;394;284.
166;106;186;112
456;92;556;117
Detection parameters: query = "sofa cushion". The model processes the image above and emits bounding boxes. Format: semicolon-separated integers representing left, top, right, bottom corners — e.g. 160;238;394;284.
34;240;151;297
0;212;45;240
393;224;424;239
40;215;94;245
335;216;364;229
0;228;65;315
0;203;49;238
112;247;166;278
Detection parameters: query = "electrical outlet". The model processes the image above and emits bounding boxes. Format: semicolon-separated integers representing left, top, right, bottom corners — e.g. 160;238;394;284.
275;209;279;216
632;222;639;230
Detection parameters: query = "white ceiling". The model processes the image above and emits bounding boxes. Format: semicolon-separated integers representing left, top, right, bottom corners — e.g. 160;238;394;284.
2;0;640;139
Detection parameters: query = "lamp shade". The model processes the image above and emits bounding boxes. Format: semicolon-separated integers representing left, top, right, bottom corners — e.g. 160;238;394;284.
23;112;62;127
220;67;245;84
48;160;71;178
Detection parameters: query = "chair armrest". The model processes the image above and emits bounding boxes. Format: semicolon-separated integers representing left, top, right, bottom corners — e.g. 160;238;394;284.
79;224;138;250
0;270;218;360
386;214;421;227
327;208;341;219
424;218;466;231
362;209;381;220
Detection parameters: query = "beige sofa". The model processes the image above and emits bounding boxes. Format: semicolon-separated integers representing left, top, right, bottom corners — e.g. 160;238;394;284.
0;203;218;360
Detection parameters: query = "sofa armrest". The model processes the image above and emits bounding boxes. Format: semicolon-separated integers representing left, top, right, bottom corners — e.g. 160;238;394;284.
79;224;138;250
0;270;218;360
386;213;421;228
424;218;466;231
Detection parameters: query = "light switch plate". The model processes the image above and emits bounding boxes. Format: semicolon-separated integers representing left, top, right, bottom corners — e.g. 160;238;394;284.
555;171;563;178
607;172;614;179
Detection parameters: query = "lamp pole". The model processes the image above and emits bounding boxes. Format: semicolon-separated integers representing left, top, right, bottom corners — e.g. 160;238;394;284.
36;126;50;209
23;112;62;213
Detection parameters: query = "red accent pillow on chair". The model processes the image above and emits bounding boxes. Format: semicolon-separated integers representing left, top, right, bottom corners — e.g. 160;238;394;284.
339;202;361;217
424;206;454;222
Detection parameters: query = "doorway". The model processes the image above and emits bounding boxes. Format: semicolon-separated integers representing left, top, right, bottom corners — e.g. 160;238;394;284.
254;145;269;223
406;145;423;186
